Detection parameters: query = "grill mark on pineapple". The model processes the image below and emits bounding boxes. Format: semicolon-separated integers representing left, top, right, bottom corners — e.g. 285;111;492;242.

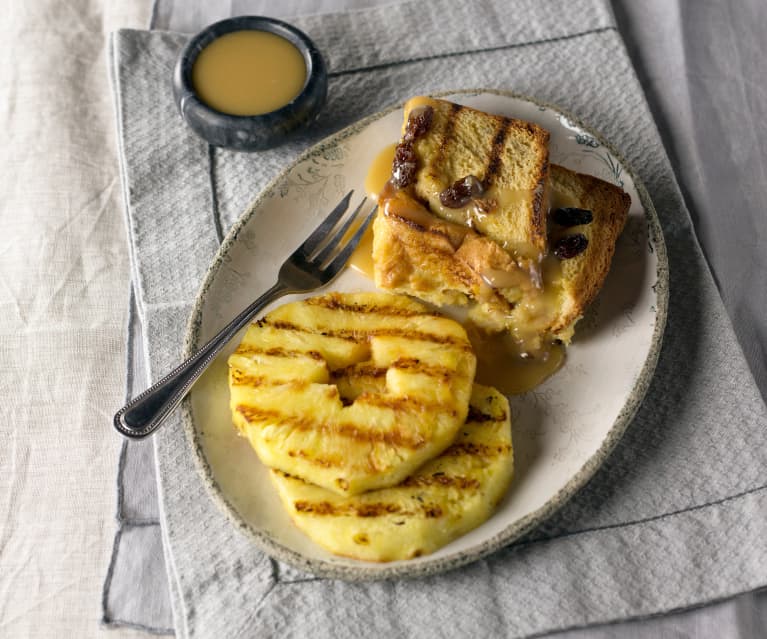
442;441;512;457
354;393;461;419
482;117;511;188
266;320;471;348
400;474;480;490
293;499;403;517
233;345;324;360
230;371;312;390
235;405;430;449
291;499;445;519
230;369;268;387
330;363;386;381
467;405;508;423
391;357;460;380
331;358;462;383
287;449;343;468
303;295;438;318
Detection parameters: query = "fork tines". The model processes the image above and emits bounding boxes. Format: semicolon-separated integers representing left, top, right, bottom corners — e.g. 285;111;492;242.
300;190;377;271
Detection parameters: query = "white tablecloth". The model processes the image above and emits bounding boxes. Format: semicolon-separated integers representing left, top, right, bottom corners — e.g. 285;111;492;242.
1;0;765;637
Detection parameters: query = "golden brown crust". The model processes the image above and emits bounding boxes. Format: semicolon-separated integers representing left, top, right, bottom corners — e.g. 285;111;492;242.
548;165;630;334
372;198;518;316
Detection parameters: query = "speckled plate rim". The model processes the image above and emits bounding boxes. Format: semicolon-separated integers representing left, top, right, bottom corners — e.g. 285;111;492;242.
180;88;669;581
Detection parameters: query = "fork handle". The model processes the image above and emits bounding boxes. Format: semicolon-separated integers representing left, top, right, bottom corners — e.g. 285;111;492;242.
114;282;288;439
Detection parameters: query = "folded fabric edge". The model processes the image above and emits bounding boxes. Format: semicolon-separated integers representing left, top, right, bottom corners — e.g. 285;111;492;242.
104;30;176;632
156;431;190;639
107;31;149;323
101;523;175;635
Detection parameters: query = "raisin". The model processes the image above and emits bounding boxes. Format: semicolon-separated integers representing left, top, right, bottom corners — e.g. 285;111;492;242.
439;175;484;208
404;105;434;141
391;106;434;188
391;142;417;188
551;207;593;227
554;234;588;259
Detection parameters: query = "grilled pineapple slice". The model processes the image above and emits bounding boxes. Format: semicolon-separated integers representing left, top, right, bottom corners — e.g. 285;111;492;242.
228;292;476;496
270;384;513;561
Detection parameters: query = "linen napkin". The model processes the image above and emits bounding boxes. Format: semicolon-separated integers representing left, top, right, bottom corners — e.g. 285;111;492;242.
104;0;767;636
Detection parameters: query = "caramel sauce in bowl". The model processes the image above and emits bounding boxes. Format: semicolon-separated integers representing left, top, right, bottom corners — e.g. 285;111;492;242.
192;30;307;116
173;16;327;151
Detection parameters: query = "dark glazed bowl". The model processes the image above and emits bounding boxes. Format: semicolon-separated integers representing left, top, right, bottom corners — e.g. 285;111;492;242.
173;16;327;152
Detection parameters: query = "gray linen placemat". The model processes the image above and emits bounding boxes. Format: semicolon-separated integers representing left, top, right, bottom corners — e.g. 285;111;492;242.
104;0;767;636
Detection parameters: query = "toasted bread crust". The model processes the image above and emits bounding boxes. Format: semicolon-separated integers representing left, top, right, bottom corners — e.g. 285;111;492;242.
548;165;630;334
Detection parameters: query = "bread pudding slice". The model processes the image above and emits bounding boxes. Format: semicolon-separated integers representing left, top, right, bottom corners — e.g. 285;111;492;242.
270;383;513;562
374;165;629;346
373;97;630;360
228;292;476;496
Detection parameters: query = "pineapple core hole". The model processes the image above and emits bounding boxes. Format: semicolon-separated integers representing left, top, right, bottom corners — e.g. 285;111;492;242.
327;345;380;407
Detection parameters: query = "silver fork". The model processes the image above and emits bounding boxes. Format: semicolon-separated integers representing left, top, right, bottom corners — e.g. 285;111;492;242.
114;191;377;439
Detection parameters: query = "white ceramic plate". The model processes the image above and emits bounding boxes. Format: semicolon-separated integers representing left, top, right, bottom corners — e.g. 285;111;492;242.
182;90;668;580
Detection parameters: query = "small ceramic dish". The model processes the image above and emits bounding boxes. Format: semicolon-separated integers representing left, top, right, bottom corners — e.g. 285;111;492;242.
172;16;327;151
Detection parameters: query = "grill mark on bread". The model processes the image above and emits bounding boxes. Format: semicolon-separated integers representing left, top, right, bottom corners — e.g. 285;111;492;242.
266;319;471;348
434;102;463;169
236;405;429;449
531;157;549;246
482;117;511;188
